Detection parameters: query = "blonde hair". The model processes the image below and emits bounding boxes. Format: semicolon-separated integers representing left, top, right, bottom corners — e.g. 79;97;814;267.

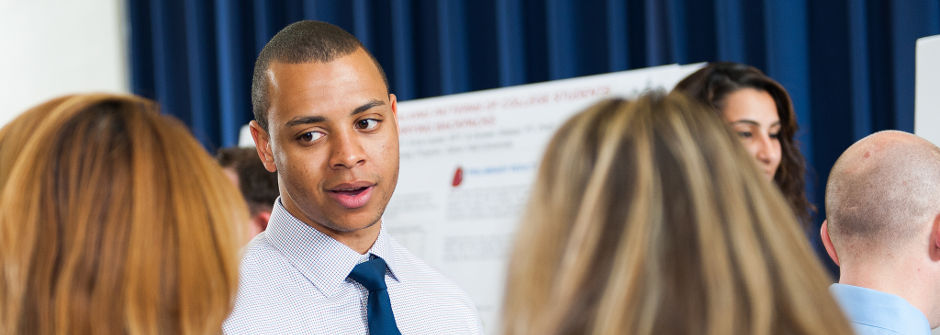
502;93;852;335
0;95;72;191
0;94;247;335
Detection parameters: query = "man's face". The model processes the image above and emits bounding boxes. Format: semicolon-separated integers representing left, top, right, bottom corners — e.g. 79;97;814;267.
253;48;399;236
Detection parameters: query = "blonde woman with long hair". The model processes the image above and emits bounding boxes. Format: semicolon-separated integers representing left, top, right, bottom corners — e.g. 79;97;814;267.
502;93;853;335
0;94;247;334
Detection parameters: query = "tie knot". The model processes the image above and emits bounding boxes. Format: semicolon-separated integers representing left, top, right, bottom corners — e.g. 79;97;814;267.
348;257;389;291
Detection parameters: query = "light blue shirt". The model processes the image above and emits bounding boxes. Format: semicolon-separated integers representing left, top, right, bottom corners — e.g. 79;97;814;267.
223;198;484;334
830;283;931;335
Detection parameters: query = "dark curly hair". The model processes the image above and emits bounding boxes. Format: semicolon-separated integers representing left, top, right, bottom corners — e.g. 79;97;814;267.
674;62;814;227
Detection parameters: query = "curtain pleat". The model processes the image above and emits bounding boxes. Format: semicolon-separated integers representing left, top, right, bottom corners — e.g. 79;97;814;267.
497;0;527;86
391;0;416;99
605;0;629;71
848;0;872;141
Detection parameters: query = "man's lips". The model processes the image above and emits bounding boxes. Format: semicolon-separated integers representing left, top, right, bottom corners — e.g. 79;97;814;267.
327;181;375;209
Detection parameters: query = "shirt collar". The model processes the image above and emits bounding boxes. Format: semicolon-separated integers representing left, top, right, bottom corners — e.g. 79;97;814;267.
366;222;403;282
265;198;403;297
829;283;932;335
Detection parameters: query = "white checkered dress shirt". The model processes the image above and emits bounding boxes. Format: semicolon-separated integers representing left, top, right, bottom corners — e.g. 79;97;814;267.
223;198;484;334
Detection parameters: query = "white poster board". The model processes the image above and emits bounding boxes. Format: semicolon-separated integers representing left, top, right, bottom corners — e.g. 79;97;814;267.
917;34;940;335
384;63;703;332
915;35;940;146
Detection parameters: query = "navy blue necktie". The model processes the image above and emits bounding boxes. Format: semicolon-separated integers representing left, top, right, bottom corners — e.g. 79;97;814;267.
348;257;402;335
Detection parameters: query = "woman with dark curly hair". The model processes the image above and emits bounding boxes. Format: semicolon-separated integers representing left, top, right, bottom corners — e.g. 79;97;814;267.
674;62;814;226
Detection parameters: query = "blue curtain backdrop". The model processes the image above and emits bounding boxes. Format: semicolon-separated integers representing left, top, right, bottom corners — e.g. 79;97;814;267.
127;0;940;272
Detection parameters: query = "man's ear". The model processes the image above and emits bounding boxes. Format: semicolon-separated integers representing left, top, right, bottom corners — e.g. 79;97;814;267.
389;93;399;129
250;121;277;173
930;213;940;261
821;220;841;267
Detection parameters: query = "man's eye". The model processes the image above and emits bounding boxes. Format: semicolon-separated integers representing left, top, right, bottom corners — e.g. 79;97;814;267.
298;131;324;143
356;119;380;130
737;131;753;139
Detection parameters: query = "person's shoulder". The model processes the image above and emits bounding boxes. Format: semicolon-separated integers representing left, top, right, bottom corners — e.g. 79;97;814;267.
225;233;307;334
389;237;479;306
241;232;282;266
388;236;485;334
390;237;451;284
236;232;298;287
848;323;916;335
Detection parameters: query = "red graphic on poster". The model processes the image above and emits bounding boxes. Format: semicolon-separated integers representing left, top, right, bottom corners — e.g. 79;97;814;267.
452;167;463;187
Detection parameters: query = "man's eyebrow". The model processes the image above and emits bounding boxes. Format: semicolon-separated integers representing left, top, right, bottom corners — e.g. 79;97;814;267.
284;99;386;127
351;99;386;116
285;115;326;127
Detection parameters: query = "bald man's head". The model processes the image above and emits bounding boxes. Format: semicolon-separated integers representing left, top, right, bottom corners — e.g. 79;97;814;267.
826;131;940;256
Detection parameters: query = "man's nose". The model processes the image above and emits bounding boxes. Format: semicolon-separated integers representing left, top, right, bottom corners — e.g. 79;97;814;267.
329;130;366;169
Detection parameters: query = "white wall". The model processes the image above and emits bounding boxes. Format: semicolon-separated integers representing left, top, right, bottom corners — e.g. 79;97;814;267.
916;35;940;147
908;33;940;335
0;0;129;127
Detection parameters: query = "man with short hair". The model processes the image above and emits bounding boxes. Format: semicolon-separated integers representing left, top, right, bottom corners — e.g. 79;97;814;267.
216;146;278;237
223;20;483;334
821;130;940;335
